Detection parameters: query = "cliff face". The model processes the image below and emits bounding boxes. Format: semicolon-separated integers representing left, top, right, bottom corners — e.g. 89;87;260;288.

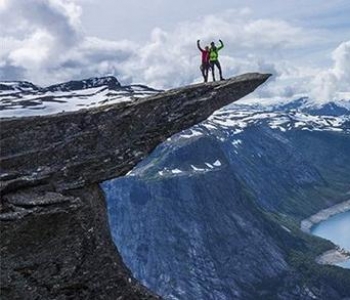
1;184;158;300
0;73;270;299
103;102;350;299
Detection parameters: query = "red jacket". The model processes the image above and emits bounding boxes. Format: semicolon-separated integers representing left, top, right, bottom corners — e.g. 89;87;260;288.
200;50;210;64
197;42;210;63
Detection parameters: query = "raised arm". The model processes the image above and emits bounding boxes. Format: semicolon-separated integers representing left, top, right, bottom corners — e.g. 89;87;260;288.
218;39;224;51
197;40;204;52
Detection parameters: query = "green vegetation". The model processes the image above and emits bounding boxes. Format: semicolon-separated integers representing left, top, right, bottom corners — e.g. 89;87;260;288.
260;207;350;297
289;250;350;296
280;183;350;220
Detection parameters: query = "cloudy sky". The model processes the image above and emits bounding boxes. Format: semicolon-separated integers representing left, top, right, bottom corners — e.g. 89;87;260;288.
0;0;349;101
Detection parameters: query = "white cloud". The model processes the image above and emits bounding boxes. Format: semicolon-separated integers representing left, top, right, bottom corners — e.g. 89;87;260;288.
310;41;350;102
0;0;348;103
333;41;350;83
0;0;83;82
9;30;53;68
0;0;8;10
120;9;316;88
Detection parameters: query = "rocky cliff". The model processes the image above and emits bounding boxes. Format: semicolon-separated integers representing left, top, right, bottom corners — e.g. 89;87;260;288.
0;73;270;299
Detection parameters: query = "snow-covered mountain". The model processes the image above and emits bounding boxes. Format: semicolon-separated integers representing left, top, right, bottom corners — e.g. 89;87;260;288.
120;101;348;183
0;76;161;118
1;76;349;122
198;103;349;135
263;97;350;117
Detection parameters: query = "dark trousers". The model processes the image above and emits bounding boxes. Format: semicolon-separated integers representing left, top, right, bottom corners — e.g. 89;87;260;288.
210;60;223;81
200;62;210;82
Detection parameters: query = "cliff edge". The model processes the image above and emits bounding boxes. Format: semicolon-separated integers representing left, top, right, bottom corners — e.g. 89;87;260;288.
0;73;270;299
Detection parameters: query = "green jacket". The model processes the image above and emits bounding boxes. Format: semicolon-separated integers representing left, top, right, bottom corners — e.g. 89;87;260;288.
209;41;224;61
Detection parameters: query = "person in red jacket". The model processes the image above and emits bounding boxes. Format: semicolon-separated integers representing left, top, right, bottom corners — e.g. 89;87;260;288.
197;40;210;82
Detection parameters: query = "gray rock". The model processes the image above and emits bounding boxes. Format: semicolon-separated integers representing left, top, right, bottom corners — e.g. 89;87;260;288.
1;185;159;299
0;73;270;299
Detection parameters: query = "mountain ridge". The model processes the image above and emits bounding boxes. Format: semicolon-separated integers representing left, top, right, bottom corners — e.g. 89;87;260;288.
2;76;349;119
0;76;161;118
0;76;122;92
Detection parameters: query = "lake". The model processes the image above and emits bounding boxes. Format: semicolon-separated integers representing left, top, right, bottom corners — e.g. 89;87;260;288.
311;210;350;269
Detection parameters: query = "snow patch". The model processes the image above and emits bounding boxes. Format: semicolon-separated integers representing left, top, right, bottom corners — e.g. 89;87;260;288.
181;130;203;139
205;163;214;169
232;139;242;147
171;169;183;174
213;160;222;167
191;165;206;172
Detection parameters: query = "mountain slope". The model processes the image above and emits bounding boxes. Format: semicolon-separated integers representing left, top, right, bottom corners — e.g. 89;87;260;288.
102;101;350;299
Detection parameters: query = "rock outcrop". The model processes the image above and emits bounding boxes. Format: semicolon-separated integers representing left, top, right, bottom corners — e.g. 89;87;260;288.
0;73;270;299
1;184;159;300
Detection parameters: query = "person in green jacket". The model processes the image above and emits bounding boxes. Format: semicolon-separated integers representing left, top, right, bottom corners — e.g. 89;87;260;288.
209;40;224;81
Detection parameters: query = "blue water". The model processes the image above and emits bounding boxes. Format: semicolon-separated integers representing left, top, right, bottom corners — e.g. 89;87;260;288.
311;210;350;269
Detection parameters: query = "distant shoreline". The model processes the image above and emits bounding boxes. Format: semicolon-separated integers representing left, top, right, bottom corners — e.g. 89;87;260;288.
315;249;350;266
300;199;350;233
300;199;350;267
